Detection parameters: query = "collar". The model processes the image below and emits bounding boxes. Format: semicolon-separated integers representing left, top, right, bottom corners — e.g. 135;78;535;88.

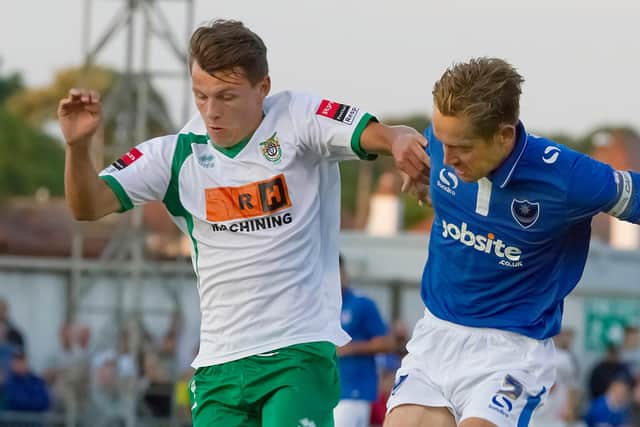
487;121;528;189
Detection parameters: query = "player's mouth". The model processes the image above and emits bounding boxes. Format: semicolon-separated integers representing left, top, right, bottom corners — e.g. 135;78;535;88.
208;126;225;133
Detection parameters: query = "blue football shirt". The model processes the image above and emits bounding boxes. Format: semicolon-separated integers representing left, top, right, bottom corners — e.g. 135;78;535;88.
422;122;638;339
339;287;388;401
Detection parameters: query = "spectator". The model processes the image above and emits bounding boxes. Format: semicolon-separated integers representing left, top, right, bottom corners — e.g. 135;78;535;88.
4;348;50;412
532;327;582;427
584;377;632;427
0;321;14;380
621;326;640;379
334;254;394;427
370;353;401;427
89;349;134;427
42;323;91;415
0;299;24;352
589;344;634;399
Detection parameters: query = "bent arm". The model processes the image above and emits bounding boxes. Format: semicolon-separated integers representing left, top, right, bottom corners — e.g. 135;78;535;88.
65;144;120;220
605;170;640;224
337;335;395;357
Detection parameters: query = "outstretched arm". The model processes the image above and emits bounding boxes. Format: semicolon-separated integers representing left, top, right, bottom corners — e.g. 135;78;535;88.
360;122;431;203
59;88;120;220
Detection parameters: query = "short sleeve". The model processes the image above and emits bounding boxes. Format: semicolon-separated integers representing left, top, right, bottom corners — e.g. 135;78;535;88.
290;92;377;161
362;298;388;339
424;124;434;157
566;152;619;222
99;135;175;212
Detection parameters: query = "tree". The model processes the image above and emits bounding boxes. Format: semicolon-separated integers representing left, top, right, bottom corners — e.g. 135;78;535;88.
6;65;174;152
0;109;64;199
340;114;433;230
0;71;24;105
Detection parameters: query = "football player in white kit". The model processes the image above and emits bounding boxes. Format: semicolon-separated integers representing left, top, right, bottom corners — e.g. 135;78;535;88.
58;19;429;427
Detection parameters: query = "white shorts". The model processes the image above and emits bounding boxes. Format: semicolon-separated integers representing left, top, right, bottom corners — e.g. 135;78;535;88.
334;399;371;427
387;309;556;426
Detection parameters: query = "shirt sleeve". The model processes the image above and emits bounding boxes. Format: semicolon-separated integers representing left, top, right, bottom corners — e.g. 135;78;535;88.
98;135;175;212
290;92;378;161
566;152;640;223
424;124;433;157
362;298;388;339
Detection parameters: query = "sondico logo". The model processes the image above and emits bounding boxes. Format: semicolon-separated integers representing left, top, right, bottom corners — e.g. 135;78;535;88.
437;168;459;195
441;220;523;267
542;146;560;164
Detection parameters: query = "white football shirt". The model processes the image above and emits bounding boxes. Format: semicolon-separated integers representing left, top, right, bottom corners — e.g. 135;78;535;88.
100;91;376;366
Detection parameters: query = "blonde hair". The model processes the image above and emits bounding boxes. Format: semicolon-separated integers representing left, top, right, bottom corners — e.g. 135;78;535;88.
433;57;524;138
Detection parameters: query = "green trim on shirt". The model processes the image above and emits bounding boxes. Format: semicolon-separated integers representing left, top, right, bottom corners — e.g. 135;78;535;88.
163;133;208;274
100;175;133;212
210;133;254;159
351;113;378;161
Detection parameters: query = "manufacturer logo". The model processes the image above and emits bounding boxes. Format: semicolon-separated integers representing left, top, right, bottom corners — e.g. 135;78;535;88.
197;154;215;168
259;132;282;164
298;418;317;427
441;220;523;267
542;146;560;164
205;174;291;222
511;199;540;229
391;374;408;396
491;394;513;412
437;168;459;195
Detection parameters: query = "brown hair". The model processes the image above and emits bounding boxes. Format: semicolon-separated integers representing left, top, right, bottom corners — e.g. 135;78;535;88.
189;19;268;85
433;57;524;138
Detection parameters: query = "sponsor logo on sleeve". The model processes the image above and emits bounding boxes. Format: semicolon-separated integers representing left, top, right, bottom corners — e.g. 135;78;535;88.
110;147;143;170
316;99;359;125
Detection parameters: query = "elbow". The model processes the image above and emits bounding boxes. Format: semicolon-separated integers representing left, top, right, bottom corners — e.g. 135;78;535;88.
67;204;102;221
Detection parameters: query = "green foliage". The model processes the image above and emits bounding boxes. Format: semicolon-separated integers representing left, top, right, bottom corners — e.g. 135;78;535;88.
0;109;64;199
6;65;173;147
340;114;434;229
0;72;24;105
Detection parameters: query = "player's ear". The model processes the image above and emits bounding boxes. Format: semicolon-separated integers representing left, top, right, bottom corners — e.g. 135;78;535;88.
497;123;516;150
258;75;271;98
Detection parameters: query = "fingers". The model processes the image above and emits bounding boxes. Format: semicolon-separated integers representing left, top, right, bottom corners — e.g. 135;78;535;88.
63;88;101;105
399;144;430;180
58;88;102;116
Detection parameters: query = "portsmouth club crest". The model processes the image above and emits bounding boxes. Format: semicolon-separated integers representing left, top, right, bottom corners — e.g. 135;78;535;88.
260;132;282;164
511;199;540;229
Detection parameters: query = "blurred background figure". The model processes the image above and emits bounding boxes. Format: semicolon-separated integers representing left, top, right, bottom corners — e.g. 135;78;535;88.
43;322;91;416
89;349;134;427
0;299;24;352
3;348;50;414
621;325;640;380
532;328;583;427
589;344;634;400
335;254;394;427
584;377;632;427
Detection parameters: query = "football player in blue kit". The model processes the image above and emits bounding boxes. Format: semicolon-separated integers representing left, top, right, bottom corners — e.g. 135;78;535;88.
384;57;640;427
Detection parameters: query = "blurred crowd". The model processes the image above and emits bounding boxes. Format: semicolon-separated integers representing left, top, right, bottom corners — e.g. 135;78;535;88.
4;291;640;427
0;297;195;426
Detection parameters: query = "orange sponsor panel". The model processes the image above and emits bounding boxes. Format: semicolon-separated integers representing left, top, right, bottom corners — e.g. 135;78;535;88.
205;174;291;222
